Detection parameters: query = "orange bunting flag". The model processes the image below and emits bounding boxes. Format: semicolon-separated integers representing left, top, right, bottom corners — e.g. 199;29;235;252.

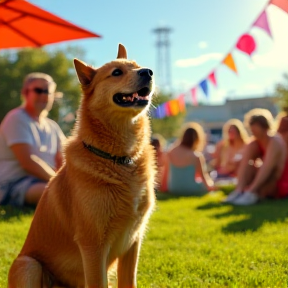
168;99;180;116
208;71;217;87
222;53;237;74
270;0;288;13
178;94;186;112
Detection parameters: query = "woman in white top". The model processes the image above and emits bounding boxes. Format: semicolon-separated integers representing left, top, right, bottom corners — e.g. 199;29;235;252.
212;119;249;178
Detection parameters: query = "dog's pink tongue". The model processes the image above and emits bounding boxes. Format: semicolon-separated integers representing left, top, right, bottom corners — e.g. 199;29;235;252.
133;92;138;98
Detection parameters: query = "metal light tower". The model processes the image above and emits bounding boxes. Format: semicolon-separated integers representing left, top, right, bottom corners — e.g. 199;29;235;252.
152;26;172;91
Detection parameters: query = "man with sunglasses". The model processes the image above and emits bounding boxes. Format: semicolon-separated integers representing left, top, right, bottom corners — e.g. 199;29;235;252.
0;72;66;206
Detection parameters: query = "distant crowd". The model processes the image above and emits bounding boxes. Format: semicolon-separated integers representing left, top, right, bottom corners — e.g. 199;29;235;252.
1;71;288;208
152;108;288;206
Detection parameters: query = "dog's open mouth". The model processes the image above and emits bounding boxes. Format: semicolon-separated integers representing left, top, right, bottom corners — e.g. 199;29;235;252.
113;87;151;107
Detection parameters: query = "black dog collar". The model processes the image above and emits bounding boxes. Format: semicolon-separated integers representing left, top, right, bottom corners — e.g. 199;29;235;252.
83;141;134;165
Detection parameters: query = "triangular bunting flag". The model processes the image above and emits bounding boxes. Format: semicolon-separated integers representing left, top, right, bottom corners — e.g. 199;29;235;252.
270;0;288;13
208;71;217;87
154;103;166;119
222;53;237;74
253;10;272;38
199;79;209;98
178;94;186;112
236;34;257;56
168;100;180;116
164;102;172;117
190;87;198;106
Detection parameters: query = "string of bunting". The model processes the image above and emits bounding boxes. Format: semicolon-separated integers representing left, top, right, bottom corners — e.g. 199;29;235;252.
152;0;288;119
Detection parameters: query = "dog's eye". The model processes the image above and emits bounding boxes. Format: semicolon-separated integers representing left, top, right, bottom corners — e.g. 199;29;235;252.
112;69;123;76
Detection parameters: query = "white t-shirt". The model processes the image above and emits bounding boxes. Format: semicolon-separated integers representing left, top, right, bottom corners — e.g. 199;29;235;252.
0;107;66;183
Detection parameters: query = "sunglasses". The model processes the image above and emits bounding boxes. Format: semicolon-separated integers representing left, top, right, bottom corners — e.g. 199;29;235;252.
32;87;50;95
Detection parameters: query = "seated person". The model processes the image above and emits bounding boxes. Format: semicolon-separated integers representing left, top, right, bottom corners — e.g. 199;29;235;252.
166;122;215;196
151;134;168;192
212;119;249;178
275;115;288;198
0;72;66;207
223;108;287;205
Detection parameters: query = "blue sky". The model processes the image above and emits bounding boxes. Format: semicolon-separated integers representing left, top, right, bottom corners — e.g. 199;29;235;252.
29;0;288;104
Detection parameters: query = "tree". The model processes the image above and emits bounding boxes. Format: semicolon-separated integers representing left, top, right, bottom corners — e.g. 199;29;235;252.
0;46;86;135
150;91;186;141
274;73;288;113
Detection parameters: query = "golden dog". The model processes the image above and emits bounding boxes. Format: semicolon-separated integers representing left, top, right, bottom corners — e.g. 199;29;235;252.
8;44;156;288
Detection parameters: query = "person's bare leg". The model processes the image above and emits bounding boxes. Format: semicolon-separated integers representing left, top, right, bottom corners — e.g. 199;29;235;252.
257;169;278;199
24;183;47;205
235;141;261;191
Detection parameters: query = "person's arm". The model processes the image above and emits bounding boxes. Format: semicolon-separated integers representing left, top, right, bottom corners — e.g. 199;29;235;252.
196;153;215;191
10;143;56;182
159;151;169;192
247;138;282;192
54;123;66;171
54;150;64;171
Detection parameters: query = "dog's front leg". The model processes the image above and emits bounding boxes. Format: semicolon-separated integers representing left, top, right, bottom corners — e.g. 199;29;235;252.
117;239;141;288
77;242;109;288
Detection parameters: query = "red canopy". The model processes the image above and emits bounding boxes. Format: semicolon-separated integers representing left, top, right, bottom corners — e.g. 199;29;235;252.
0;0;101;49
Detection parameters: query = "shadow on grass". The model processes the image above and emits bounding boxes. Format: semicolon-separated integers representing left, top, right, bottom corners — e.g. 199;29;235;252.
196;197;288;233
155;183;236;201
155;192;181;201
155;192;207;201
0;205;35;222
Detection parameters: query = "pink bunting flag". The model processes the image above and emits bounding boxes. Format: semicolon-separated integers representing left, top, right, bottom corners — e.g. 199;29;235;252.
178;94;186;112
208;71;217;87
190;87;198;106
236;34;257;56
253;10;272;38
270;0;288;13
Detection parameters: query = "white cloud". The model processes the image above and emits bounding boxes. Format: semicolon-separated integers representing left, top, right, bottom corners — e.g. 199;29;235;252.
198;41;208;49
243;83;262;90
175;53;223;67
215;89;228;98
173;80;196;97
246;62;256;70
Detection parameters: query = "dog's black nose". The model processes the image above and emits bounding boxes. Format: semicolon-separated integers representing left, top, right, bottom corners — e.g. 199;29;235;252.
138;69;153;78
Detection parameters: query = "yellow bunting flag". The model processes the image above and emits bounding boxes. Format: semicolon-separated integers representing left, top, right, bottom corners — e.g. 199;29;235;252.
168;99;180;116
222;53;237;74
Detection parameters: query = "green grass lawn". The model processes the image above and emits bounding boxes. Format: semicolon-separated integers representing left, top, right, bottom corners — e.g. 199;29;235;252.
1;191;288;287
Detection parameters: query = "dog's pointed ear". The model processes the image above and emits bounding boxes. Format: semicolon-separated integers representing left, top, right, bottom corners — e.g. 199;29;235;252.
74;59;96;85
117;44;127;59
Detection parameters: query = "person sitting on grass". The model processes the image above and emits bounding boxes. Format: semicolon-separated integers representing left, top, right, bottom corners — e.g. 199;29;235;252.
0;72;66;207
212;118;249;178
166;122;215;196
274;115;288;198
223;108;287;205
151;134;168;192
